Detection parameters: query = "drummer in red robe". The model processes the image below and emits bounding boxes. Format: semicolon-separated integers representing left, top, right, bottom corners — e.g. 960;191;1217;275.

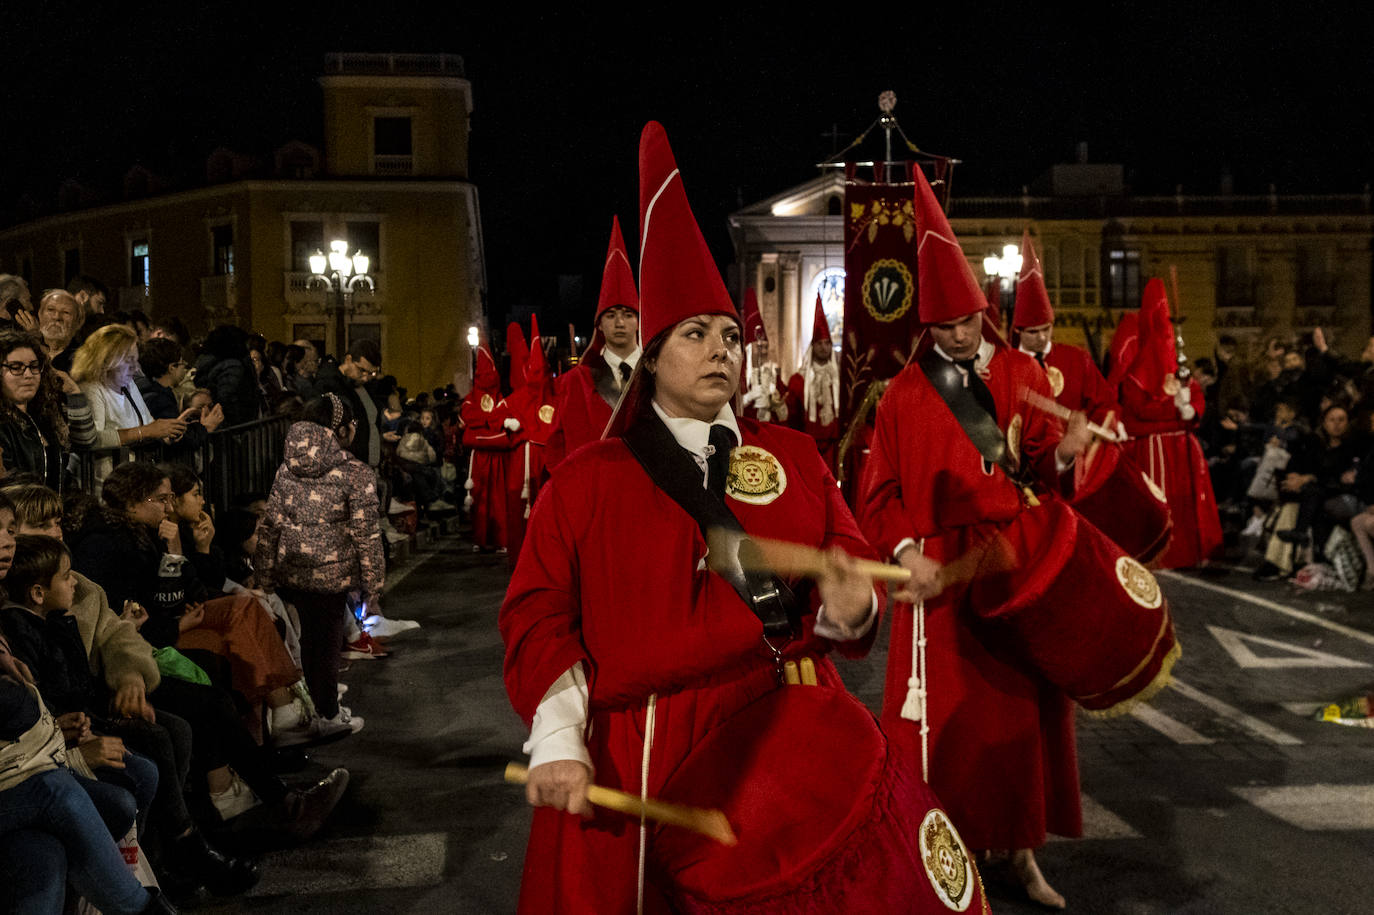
545;216;641;471
739;288;789;425
1112;278;1224;568
461;339;520;552
1015;231;1172;562
786;297;841;473
506;316;559;563
501;121;990;915
860;168;1180;910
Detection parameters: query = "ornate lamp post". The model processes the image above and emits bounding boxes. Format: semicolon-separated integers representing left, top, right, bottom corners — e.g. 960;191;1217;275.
983;243;1022;329
467;324;479;379
308;240;373;354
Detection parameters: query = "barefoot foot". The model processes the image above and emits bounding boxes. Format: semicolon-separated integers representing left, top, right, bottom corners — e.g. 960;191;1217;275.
1011;848;1065;909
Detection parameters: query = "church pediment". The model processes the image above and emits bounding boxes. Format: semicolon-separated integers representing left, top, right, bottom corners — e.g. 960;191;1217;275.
731;172;846;220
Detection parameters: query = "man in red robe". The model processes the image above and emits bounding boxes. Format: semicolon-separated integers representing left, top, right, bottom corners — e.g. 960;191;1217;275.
505;315;559;562
739;287;789;424
860;169;1179;910
1112;278;1224;568
461;340;520;552
787;296;841;473
544;216;640;470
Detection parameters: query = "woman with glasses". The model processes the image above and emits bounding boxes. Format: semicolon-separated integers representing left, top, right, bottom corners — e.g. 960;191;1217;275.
68;462;319;746
0;329;98;490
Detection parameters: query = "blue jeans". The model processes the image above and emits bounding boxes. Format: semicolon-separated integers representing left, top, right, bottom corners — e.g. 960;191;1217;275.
0;767;150;915
0;829;67;914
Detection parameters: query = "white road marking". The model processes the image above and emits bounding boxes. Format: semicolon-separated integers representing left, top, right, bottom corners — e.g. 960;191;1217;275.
1048;794;1141;841
1230;784;1374;830
1130;703;1215;744
246;832;447;896
1157;571;1374;649
1168;678;1303;745
1207;625;1371;669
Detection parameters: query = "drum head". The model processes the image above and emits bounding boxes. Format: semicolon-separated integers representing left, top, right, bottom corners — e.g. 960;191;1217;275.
653;687;884;901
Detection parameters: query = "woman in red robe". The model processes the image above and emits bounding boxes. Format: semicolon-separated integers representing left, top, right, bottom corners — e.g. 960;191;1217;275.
500;122;988;915
1112;279;1223;568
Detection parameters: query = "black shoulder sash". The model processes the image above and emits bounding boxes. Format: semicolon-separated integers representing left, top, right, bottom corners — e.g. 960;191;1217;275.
621;412;798;639
918;348;1018;479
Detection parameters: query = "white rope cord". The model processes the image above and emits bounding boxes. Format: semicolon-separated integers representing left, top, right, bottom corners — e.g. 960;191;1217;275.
898;539;929;779
636;693;657;915
521;442;532;518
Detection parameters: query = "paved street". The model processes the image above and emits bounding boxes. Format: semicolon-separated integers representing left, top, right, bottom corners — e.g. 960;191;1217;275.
206;538;1374;914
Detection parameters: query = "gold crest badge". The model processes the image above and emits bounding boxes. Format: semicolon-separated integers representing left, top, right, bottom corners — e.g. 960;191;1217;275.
1116;556;1163;609
919;808;974;911
862;259;915;323
725;445;787;506
1046;365;1065;397
538;404;555;424
1005;414;1023;466
480;394;494;412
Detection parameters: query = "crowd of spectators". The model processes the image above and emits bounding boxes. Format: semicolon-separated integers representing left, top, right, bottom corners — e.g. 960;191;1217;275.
1197;329;1374;587
0;273;465;912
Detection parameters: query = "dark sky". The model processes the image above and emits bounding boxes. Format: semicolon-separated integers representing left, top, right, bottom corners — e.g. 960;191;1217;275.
3;2;1371;330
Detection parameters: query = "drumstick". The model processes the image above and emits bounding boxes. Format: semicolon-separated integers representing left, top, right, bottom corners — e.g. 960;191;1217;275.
1021;389;1122;442
705;528;912;583
504;763;738;846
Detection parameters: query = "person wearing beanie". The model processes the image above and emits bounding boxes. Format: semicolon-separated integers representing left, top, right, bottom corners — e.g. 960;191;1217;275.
785;295;842;473
500;122;987;915
738;288;789;425
859;168;1180;910
545;216;642;471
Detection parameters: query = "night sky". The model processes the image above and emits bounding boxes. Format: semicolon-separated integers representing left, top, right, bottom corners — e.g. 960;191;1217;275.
3;2;1371;333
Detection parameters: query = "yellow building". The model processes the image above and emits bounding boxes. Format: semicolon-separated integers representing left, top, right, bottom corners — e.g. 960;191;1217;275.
0;52;485;395
730;163;1374;374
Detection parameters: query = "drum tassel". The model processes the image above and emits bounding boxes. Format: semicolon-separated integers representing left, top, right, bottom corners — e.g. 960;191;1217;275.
899;539;930;781
637;693;657;915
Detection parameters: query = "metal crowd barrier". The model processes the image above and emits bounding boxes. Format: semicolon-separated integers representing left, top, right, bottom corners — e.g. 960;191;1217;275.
70;416;294;517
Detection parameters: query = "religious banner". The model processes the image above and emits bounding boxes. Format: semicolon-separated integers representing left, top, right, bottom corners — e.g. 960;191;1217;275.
837;161;952;490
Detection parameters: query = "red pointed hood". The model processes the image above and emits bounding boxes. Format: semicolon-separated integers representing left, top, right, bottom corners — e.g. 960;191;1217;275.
1106;312;1140;390
1124;277;1179;395
472;336;500;396
742;287;766;346
506;322;528;392
524;315;549;388
637;121;740;346
595;214;639;324
809;293;832;346
1012;229;1054;329
914;165;986;325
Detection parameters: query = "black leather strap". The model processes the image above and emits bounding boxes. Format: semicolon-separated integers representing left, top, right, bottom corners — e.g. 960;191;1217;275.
919;349;1019;480
621;411;799;638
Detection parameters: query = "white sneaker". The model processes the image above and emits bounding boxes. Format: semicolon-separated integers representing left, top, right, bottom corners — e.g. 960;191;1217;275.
364;614;420;638
1241;515;1264;538
210;772;261;822
388;498;413;515
328;706;364;735
272;712;356;748
337;683;349;698
268;699;306;736
427;499;457;512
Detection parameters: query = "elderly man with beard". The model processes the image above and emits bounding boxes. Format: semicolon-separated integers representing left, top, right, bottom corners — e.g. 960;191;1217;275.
37;291;81;373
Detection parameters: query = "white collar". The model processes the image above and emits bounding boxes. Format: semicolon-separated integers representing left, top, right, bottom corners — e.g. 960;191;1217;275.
603;346;641;373
1018;341;1052;359
650;400;740;457
934;338;995;370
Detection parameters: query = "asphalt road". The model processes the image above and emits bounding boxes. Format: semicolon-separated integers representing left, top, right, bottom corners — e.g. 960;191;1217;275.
204;539;1374;915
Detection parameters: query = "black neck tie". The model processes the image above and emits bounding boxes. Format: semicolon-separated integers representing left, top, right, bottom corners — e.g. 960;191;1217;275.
705;424;734;500
619;361;633;381
954;358;1000;425
1034;352;1046;369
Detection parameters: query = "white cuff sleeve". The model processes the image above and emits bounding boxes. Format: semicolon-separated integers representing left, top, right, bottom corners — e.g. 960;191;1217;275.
1056;453;1074;474
522;662;592;772
814;590;879;642
1179;404;1196;421
893;538;917;560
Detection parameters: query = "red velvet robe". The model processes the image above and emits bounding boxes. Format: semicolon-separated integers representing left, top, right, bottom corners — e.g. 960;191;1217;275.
859;346;1084;850
501;418;886;914
1120;377;1223;569
460;392;519;551
786;370;840;474
1042;341;1121;425
545;357;618;472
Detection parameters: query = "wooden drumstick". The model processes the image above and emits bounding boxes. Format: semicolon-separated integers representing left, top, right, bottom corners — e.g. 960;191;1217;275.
706;528;912;583
504;763;738;846
1021;389;1122;442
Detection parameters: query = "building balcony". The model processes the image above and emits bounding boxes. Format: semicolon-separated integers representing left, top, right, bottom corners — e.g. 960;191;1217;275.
1214;306;1260;329
283;271;381;315
373;155;413;176
201;273;237;318
323;52;464;77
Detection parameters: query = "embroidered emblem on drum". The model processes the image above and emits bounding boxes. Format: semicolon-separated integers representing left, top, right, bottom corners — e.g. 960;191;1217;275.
725;445;787;505
538;404;555;424
1046;365;1064;397
1005;415;1023;465
1142;471;1167;503
919;808;974;911
1116;556;1163;609
480;394;494;412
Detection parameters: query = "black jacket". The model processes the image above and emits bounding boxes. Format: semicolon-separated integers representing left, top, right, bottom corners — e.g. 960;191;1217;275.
311;357;379;465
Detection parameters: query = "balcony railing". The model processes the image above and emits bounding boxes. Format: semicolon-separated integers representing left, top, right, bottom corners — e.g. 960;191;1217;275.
323;52;464;77
1214;306;1260;328
283;271;380;303
373;155;413;176
200;274;237;316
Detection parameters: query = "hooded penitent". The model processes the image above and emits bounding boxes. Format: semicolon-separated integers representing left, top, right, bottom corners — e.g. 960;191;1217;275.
584;215;641;360
800;293;840;427
912;165;987;326
1012;229;1054;330
1123;278;1177;396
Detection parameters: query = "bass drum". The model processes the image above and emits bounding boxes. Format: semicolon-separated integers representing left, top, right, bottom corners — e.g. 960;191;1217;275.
652;686;989;914
1071;441;1172;564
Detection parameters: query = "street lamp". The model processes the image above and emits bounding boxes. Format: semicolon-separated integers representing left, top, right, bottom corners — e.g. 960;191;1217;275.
467;324;479;378
983;243;1022;328
308;239;374;355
